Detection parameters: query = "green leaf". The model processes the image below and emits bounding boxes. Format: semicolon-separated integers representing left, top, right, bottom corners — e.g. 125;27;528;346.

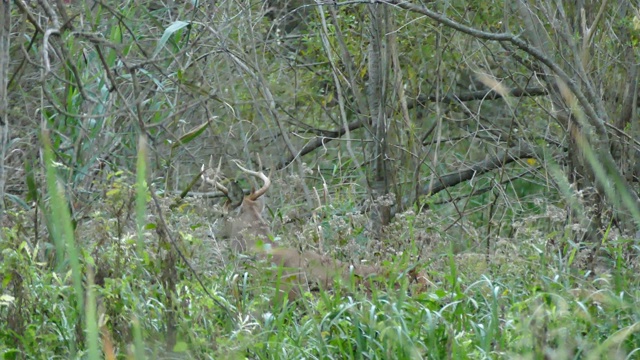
172;120;210;149
173;341;189;352
144;223;157;230
6;193;29;210
2;274;12;288
154;20;190;57
24;157;38;203
42;130;83;358
136;136;148;255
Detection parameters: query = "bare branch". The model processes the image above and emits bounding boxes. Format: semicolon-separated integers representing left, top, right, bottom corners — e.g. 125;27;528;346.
414;86;547;105
420;142;538;197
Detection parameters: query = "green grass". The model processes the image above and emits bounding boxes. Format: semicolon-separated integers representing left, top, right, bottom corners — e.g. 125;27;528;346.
2;181;639;359
3;147;640;358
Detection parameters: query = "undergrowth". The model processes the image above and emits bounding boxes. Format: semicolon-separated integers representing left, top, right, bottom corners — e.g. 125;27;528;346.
1;166;639;359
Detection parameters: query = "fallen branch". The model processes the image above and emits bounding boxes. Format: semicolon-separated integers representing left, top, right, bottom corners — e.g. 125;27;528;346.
420;142;538;197
413;86;548;106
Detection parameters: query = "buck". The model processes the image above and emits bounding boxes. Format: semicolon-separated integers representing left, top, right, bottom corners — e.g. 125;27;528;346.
201;159;382;298
202;159;274;253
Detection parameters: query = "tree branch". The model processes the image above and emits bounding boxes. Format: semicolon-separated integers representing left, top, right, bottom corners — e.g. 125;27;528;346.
276;118;368;169
375;0;608;139
278;84;546;170
420;142;537;197
413;86;547;106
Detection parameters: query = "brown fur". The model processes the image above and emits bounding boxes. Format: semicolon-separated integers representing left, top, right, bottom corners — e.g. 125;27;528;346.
225;197;274;252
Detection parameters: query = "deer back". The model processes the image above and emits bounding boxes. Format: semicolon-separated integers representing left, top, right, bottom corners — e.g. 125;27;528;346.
262;247;384;301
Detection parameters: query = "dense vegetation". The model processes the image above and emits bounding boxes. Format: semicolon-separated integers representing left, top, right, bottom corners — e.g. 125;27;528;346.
1;0;640;358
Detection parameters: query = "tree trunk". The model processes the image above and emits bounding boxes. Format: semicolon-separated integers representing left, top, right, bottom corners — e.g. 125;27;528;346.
0;0;10;218
366;4;392;236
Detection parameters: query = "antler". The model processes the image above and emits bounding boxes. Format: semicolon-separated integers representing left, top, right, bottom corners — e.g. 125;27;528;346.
201;157;229;194
231;159;271;200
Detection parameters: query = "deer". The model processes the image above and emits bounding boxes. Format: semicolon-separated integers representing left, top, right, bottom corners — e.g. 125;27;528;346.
201;159;384;299
201;159;274;253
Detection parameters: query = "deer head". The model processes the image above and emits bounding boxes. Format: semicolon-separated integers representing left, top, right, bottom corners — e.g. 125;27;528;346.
202;159;275;252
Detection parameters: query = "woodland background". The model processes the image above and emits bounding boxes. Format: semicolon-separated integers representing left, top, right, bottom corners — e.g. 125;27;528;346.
1;0;640;358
